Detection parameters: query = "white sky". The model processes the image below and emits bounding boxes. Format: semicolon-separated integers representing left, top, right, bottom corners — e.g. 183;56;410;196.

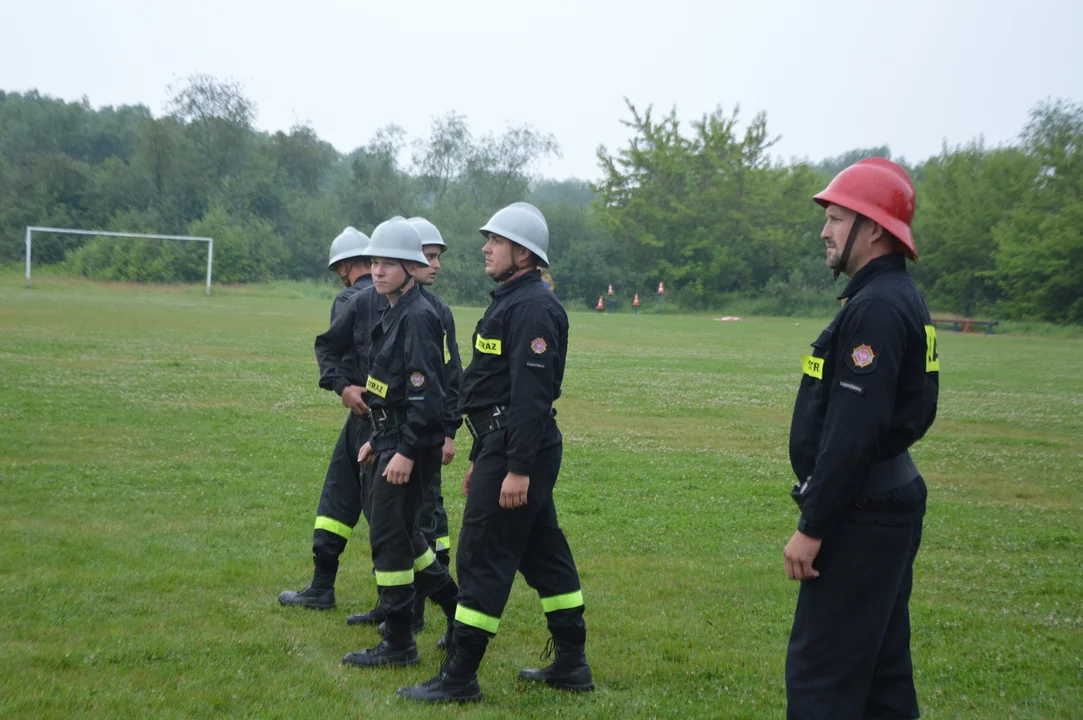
2;0;1081;179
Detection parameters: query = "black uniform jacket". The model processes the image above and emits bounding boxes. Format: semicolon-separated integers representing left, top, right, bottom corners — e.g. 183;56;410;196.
315;279;384;397
460;270;569;475
365;285;446;459
316;275;373;395
789;253;939;538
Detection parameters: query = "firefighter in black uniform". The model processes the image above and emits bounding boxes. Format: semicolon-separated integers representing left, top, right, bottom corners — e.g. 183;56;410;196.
407;216;462;646
398;202;592;704
407;217;461;569
279;227;374;610
784;158;939;720
344;218;463;647
315;279;388;625
341;217;459;668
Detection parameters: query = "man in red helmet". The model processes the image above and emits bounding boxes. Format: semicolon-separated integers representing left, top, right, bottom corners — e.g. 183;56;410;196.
784;158;940;719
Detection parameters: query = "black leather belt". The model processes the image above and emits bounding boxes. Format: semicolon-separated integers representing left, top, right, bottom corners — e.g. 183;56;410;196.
790;451;919;509
463;405;507;440
370;406;408;432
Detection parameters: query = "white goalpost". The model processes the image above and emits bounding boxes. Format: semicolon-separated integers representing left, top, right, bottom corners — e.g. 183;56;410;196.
24;226;215;296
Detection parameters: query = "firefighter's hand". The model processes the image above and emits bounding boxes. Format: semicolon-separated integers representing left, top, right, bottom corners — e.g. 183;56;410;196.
357;442;374;465
383;453;413;485
462;462;473;497
442;437;456;466
499;472;530;510
784;531;822;581
342;385;368;415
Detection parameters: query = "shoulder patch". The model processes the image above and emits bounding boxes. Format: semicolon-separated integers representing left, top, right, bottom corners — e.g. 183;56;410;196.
850;344;876;369
530;337;548;355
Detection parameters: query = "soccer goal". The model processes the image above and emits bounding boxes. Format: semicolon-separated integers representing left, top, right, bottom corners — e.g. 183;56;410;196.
24;226;215;296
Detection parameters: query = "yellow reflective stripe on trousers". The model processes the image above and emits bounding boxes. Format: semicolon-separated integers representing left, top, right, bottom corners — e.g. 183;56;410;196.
314;516;352;540
414;548;436;572
801;355;824;380
540;590;585;613
924;325;940;372
455;604;500;634
375;569;414;586
435;536;451;551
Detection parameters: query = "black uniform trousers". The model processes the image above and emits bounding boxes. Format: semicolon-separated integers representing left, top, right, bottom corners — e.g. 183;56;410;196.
419;467;451;556
454;423;584;639
786;477;927;720
367;434;454;624
312;412;372;570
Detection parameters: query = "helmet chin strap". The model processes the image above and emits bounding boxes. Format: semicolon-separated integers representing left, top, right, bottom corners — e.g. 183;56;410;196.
834;215;865;280
495;243;524;282
497;263;518;282
397;262;414;294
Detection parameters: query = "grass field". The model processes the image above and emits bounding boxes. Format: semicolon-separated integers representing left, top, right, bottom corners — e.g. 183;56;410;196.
2;275;1081;719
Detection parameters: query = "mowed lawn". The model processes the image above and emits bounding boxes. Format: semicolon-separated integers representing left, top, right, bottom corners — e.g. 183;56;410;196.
1;275;1081;719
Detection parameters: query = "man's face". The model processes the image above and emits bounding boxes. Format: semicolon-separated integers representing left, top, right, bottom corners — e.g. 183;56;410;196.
483;233;514;280
370;258;408;296
334;261;352;287
414;245;442;286
821;204;858;272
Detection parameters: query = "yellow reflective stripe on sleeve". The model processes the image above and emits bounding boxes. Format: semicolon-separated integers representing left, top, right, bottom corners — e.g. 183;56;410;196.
475;336;502;355
365;375;388;398
925;325;940;372
443;334;451;364
435;536;451;551
540;590;585;613
414;548;436;572
375;569;414;587
801;355;824;380
455;604;500;634
314;516;352;539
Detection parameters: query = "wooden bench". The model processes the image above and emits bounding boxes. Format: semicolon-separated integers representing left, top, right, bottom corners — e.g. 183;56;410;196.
931;317;999;334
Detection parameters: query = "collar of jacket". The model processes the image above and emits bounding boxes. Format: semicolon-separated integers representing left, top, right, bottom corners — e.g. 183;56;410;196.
491;269;542;299
380;283;422;330
837;252;906;301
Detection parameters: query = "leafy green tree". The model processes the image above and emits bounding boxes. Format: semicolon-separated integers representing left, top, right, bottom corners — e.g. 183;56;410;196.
993;100;1083;322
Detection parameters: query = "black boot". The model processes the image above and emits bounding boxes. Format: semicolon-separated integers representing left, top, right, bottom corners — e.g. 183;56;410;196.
278;562;336;610
412;595;426;633
343;615;419;668
519;637;594;692
378;597;425;636
396;630;486;703
427;578;457;650
346;599;386;626
436;619;453;650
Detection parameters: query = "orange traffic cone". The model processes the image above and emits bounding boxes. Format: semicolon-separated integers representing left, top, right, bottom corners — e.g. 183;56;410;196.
633;293;640;307
596;296;604;311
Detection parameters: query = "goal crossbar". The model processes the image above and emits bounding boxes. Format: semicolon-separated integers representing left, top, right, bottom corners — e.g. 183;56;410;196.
25;226;215;296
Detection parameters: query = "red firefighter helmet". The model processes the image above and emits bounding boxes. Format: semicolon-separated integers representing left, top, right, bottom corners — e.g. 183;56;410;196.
813;157;918;260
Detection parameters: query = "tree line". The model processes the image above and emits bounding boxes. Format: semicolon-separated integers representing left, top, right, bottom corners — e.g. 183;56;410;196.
1;76;1080;322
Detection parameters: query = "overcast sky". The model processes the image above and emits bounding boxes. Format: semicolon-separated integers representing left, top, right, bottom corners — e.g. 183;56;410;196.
2;0;1081;180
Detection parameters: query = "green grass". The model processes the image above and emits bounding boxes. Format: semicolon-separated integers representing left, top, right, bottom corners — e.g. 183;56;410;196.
2;274;1081;719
